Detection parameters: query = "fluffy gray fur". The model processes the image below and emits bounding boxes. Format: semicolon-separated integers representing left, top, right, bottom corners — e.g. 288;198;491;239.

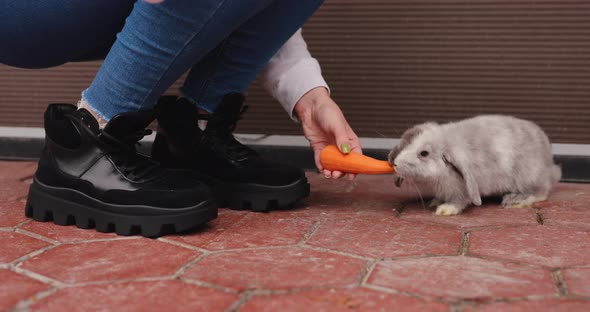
388;115;561;215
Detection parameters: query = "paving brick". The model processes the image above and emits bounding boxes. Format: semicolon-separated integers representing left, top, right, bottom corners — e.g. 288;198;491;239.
0;179;29;202
401;203;538;229
0;168;585;310
303;173;431;227
0;231;50;264
21;221;118;243
0;200;28;228
304;192;399;218
0;161;37;181
182;247;366;290
292;203;362;222
307;216;461;259
167;209;312;250
241;288;448;312
470;225;590;267
0;269;49;311
21;239;198;284
469;299;590;312
31;280;237;312
306;173;417;212
299;193;397;225
367;256;554;299
562;267;590;297
545;183;590;202
538;201;590;230
307;173;405;197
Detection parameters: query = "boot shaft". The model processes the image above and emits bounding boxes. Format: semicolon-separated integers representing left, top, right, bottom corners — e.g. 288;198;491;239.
152;94;309;212
153;94;257;168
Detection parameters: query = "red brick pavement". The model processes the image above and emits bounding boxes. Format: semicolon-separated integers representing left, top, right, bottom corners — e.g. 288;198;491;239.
1;161;589;311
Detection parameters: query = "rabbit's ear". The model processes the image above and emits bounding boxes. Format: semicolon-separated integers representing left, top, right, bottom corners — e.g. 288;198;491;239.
388;122;438;164
443;149;482;206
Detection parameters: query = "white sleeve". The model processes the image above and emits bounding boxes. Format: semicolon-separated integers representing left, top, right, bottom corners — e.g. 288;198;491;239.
259;29;330;121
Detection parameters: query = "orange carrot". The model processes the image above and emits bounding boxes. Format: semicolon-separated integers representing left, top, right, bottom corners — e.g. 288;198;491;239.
320;145;395;174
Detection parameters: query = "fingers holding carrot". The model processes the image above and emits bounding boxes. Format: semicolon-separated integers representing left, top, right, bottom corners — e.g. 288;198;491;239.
294;87;363;180
322;121;362;179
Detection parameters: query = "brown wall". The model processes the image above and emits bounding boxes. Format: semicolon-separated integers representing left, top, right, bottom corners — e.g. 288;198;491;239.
1;0;589;143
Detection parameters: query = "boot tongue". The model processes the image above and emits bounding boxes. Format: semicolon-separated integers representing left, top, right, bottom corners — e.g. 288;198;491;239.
170;98;200;128
97;110;158;180
200;93;258;160
206;93;246;130
102;110;155;141
67;109;100;135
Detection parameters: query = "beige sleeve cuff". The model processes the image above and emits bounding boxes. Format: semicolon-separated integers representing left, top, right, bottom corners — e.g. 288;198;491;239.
259;29;330;121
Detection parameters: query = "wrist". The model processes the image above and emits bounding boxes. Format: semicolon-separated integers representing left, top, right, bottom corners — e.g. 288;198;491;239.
294;87;330;118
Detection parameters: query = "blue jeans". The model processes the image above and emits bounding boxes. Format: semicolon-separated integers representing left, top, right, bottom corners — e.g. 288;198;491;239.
0;0;323;119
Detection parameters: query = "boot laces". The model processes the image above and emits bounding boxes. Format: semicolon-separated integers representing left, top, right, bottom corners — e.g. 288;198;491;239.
98;129;159;180
198;105;257;160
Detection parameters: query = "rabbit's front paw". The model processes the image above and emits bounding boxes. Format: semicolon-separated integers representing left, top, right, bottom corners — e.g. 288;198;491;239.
435;203;462;216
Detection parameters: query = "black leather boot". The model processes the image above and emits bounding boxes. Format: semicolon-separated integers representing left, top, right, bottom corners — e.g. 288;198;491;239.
26;104;217;237
152;94;310;212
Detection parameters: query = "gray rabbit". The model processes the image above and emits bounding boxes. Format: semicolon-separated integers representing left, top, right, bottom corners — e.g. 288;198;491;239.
388;115;561;216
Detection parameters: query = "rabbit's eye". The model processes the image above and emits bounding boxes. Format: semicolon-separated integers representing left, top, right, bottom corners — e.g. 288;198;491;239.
420;151;429;157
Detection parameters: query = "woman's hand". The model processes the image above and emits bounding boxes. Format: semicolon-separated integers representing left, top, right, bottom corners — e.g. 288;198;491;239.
295;87;362;180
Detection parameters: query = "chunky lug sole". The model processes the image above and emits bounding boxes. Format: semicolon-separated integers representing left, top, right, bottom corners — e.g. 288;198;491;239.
25;178;218;238
199;175;310;212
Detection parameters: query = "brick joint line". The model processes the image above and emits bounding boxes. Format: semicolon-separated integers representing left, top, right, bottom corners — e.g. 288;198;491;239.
11;267;66;288
550;269;569;296
14;228;60;245
359;259;378;286
157;237;210;253
11;287;59;311
297;221;320;245
534;208;545;225
10;244;59;267
459;232;471;256
226;290;255;312
173;252;211;278
177;277;237;294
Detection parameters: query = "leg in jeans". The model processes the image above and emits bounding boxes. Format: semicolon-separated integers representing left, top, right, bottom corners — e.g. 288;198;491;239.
2;0;323;121
83;0;323;120
0;0;135;68
180;0;325;112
